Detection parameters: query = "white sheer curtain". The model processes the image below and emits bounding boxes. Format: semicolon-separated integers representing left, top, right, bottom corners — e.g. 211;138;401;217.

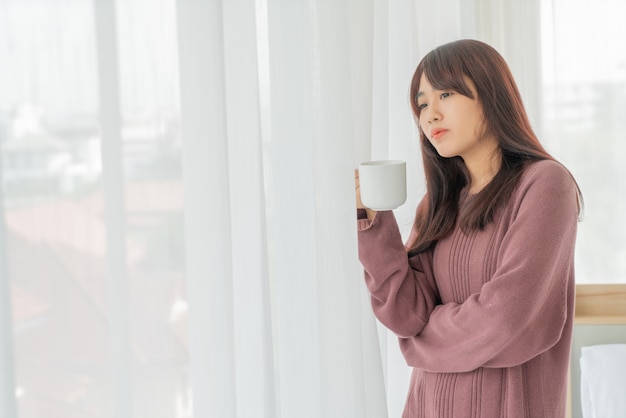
5;0;624;417
187;0;388;416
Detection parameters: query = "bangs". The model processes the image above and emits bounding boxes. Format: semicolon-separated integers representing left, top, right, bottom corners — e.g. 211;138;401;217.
412;47;475;108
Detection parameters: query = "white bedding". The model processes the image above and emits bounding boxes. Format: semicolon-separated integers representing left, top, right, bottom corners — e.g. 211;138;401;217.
580;344;626;418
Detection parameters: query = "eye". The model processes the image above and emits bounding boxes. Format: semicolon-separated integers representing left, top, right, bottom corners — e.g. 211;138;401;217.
440;92;452;99
417;102;427;110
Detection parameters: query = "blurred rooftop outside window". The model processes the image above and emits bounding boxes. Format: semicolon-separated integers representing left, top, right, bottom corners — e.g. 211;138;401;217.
0;0;189;416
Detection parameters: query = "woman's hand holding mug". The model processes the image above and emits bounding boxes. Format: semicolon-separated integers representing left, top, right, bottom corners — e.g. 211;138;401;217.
356;160;407;220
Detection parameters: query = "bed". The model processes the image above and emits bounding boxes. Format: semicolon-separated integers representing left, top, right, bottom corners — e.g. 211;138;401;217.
569;284;626;418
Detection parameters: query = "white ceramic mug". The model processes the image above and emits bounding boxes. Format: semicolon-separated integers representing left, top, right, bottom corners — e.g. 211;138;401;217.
358;160;407;211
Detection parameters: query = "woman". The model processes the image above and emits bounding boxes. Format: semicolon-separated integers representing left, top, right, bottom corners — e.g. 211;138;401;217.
356;39;582;417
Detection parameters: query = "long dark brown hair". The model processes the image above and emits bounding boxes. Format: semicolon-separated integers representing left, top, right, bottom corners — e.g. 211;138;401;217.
407;39;582;257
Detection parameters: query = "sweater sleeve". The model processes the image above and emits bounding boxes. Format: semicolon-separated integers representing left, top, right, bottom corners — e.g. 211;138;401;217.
358;210;439;338
399;161;578;372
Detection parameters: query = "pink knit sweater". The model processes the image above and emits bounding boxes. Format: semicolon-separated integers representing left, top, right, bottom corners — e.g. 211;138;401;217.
358;160;578;417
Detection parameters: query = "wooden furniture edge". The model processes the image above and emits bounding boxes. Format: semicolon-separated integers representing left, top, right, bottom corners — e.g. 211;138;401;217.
574;284;626;325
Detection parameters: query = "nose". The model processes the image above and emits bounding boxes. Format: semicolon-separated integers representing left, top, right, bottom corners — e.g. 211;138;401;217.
423;103;441;124
428;108;441;123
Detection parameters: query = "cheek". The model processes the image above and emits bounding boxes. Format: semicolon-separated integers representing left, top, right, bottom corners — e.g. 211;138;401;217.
423;133;436;150
470;114;488;138
478;115;489;136
418;124;430;141
417;115;427;132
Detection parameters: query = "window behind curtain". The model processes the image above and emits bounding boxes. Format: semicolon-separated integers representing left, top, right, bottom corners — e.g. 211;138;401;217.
0;0;189;416
540;0;626;283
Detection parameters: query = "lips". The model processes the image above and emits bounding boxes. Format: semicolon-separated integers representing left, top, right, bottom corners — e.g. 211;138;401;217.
431;128;448;140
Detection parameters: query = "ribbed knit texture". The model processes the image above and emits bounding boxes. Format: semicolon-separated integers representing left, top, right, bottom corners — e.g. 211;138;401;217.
358;160;578;418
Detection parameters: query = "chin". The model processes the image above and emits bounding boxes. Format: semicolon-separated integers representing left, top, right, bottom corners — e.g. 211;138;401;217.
434;148;458;159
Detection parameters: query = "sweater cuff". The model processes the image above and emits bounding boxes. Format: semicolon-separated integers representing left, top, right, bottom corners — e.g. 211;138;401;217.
357;218;372;231
357;209;376;231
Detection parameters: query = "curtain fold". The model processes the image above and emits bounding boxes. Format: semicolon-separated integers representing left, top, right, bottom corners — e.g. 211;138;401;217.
93;1;133;416
176;0;236;417
0;173;16;418
311;0;384;416
263;0;324;415
223;0;277;417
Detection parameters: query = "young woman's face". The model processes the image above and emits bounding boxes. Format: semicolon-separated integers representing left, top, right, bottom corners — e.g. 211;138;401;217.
416;74;498;163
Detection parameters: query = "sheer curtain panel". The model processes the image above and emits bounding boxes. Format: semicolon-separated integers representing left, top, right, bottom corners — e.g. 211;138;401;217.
176;0;386;417
176;0;236;417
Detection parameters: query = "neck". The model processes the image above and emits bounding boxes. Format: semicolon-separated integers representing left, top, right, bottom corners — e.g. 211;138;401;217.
465;142;501;194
